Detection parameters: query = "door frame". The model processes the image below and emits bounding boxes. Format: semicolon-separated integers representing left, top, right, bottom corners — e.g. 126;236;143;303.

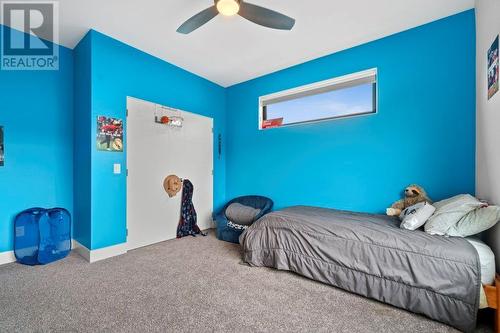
125;96;214;250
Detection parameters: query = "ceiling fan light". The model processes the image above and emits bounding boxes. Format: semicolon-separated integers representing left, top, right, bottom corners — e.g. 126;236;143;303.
216;0;240;16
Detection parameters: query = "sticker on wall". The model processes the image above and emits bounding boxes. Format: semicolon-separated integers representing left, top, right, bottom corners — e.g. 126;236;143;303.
0;126;4;166
488;35;499;100
96;116;123;152
262;118;283;129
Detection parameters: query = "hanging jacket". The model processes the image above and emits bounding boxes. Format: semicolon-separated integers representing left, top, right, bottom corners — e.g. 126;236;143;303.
177;179;206;238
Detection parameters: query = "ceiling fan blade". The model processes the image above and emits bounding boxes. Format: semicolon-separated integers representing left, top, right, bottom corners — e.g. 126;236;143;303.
177;6;218;34
238;2;295;30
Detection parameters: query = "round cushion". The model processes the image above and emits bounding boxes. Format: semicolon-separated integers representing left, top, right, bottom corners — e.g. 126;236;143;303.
225;203;261;226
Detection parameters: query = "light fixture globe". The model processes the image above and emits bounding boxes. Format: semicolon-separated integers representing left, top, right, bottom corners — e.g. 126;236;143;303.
176;0;295;34
216;0;240;16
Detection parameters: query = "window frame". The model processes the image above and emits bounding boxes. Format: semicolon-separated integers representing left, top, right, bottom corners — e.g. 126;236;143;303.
258;68;378;130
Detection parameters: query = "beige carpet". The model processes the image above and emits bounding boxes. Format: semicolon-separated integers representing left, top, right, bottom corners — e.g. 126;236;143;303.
0;230;493;332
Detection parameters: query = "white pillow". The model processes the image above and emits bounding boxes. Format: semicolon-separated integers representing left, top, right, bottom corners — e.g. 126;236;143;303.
399;202;436;231
424;194;484;236
445;205;500;237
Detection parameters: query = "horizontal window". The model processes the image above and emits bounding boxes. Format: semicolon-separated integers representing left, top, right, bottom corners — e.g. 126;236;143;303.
259;69;377;129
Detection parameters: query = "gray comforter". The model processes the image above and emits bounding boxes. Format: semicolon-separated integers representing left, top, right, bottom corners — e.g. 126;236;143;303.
240;206;481;332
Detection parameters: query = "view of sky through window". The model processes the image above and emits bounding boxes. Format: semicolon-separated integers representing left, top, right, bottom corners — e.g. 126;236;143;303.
265;82;375;125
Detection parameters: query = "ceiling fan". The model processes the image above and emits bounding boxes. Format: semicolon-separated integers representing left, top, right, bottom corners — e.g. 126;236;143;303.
177;0;295;34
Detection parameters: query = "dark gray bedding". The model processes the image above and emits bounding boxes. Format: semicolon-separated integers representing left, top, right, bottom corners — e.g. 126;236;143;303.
240;206;481;332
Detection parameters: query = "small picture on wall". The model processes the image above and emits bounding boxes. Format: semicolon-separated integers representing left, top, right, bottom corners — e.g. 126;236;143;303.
96;116;123;152
488;35;499;100
0;126;4;166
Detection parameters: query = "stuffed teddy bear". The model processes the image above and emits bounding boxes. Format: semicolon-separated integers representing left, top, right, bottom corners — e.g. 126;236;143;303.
386;184;432;216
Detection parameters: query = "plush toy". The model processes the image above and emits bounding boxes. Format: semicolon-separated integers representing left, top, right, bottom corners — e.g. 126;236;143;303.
386;184;432;216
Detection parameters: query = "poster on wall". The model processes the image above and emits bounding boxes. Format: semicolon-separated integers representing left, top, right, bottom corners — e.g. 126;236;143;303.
96;116;123;152
488;35;499;100
0;126;4;166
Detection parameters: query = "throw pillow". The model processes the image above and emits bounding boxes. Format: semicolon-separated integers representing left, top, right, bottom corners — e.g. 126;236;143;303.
400;202;436;231
446;205;500;237
225;203;261;225
424;194;484;236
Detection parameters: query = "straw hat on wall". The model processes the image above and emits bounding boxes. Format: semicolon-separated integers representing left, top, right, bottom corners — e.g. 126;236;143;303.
163;175;182;197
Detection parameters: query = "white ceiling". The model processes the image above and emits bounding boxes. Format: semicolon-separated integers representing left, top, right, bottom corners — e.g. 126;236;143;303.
40;1;475;86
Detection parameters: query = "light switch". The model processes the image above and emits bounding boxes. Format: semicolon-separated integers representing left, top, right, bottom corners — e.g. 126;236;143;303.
113;163;121;174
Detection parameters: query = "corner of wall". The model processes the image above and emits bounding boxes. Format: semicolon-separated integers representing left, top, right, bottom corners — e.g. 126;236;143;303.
475;0;500;205
72;239;127;263
72;30;93;249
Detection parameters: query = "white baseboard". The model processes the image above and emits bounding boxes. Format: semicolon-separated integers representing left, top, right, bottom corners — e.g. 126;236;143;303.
88;242;127;263
72;239;91;262
0;240;127;266
72;239;127;263
0;250;16;266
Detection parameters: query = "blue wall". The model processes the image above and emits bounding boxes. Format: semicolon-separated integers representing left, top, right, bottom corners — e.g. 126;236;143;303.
0;26;74;252
225;10;476;212
0;10;476;254
73;32;92;249
82;30;226;250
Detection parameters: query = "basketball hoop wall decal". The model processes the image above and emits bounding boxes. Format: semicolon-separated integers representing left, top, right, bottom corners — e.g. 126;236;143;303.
154;104;184;128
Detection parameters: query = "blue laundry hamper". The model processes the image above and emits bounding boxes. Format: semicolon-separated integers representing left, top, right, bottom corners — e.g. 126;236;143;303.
14;207;71;265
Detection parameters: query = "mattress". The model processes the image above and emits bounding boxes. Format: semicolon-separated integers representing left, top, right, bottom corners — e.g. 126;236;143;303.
466;237;495;285
241;206;481;332
465;238;495;309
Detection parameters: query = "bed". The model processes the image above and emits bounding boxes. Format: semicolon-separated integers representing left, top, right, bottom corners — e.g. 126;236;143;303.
240;205;500;332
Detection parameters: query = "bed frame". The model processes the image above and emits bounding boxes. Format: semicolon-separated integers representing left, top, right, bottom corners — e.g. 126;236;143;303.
484;223;500;332
484;276;500;332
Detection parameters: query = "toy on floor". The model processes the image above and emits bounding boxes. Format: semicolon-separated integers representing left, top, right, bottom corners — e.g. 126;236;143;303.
386;184;431;216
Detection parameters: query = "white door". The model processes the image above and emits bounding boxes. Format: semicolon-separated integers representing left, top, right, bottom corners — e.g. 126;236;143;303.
126;97;213;250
